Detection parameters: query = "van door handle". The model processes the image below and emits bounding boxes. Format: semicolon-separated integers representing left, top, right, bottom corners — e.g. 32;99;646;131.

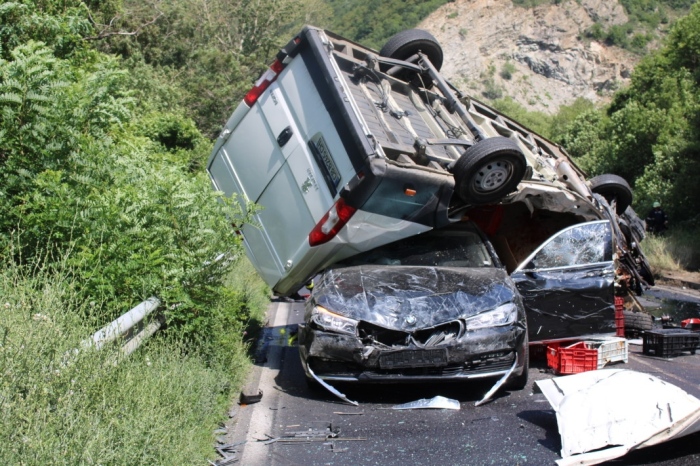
277;126;293;147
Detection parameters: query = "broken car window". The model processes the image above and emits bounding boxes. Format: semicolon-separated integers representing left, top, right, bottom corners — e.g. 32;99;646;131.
526;221;612;270
338;223;493;268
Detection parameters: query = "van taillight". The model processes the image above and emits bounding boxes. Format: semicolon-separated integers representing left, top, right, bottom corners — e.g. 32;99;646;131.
243;59;285;106
309;199;357;247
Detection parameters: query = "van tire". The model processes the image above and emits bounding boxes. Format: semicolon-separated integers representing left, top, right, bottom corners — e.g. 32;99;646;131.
590;174;633;214
379;29;444;71
623;310;653;331
453;137;526;204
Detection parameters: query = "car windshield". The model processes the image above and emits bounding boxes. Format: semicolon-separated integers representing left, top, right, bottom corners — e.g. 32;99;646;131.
338;223;493;268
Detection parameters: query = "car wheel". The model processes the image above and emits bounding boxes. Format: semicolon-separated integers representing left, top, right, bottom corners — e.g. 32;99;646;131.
589;174;633;214
623;309;653;331
379;29;444;70
504;340;529;391
453;137;526;204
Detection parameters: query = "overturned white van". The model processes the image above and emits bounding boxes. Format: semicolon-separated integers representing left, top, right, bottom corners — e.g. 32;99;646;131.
207;26;651;301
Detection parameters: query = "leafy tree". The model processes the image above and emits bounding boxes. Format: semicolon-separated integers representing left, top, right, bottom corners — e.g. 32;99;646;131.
0;2;260;335
559;4;700;224
323;0;449;49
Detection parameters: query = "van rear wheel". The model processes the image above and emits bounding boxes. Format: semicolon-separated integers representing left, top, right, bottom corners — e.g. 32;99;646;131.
379;29;443;70
379;29;443;86
590;174;633;214
453;137;526;204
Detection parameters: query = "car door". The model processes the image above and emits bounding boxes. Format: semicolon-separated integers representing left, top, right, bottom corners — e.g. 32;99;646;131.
510;220;616;342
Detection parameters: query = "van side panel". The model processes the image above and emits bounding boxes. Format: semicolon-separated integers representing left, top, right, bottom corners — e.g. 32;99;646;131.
219;104;286;203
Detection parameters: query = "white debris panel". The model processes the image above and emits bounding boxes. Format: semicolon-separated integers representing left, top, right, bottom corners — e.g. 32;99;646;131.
535;369;700;466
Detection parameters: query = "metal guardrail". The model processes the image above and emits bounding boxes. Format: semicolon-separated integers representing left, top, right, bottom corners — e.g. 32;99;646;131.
85;297;163;356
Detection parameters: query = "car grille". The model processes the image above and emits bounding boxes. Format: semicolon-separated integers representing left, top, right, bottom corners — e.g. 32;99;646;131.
358;320;464;347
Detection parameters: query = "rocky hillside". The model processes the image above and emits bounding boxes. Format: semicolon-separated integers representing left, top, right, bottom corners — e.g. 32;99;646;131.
418;0;640;113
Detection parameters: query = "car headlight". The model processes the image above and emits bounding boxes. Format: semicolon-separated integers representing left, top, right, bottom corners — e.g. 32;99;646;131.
310;306;358;335
465;303;518;330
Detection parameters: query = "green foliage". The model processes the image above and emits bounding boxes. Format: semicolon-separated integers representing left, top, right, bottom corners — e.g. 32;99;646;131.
89;0;329;136
500;62;517;80
548;97;597;142
0;257;266;465
0;1;93;60
586;23;607;41
322;0;450;49
641;226;700;272
581;1;698;54
490;97;554;137
0;3;264;336
481;78;504;100
557;4;700;225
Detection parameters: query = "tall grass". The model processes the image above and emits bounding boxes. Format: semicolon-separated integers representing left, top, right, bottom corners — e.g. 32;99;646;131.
0;256;268;465
641;227;700;274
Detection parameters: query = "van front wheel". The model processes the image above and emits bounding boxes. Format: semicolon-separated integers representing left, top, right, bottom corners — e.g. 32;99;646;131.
453;137;526;204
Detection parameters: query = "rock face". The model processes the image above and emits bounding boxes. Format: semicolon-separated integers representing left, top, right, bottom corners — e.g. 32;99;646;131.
418;0;639;113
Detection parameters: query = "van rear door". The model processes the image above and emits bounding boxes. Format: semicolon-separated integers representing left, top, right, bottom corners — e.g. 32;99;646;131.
207;43;359;286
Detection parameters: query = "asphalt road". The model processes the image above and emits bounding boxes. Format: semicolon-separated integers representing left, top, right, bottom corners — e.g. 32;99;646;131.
222;298;700;466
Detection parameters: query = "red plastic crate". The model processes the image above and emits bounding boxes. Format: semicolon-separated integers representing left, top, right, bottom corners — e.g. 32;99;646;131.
547;341;599;375
614;296;625;337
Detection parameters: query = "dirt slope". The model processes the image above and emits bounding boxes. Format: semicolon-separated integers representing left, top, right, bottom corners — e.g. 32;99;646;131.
418;0;640;113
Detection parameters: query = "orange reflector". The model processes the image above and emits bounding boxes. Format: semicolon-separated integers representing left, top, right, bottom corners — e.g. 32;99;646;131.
404;188;417;196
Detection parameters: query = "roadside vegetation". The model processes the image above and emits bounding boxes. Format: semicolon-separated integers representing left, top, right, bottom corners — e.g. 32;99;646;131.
0;256;265;464
2;0;700;463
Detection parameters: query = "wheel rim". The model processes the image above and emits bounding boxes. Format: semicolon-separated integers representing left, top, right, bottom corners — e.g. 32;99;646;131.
473;160;514;193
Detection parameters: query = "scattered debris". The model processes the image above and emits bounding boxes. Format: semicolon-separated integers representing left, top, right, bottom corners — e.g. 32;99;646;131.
475;354;518;407
308;367;358;406
330;443;348;453
239;383;263;404
212;440;244;465
535;369;700;466
259;422;366;446
213;457;238;466
392;396;460;410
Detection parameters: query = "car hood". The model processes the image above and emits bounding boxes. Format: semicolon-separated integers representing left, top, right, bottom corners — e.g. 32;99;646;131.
311;265;518;331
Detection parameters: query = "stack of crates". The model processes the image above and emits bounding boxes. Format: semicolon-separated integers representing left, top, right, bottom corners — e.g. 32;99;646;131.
546;337;629;375
643;329;699;357
614;296;625;337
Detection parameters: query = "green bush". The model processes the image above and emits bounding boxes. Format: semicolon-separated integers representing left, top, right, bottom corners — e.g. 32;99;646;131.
0;256;266;465
557;4;700;226
500;62;517;80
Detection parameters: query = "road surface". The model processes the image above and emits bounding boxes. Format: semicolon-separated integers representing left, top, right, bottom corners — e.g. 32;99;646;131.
220;298;700;466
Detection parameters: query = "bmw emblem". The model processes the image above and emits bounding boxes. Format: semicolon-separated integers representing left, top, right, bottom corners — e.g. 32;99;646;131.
405;315;417;325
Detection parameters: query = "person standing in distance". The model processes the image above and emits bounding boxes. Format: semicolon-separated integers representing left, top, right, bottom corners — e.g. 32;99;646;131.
646;201;669;234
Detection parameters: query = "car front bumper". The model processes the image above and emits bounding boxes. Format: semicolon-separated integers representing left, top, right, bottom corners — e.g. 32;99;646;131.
298;322;527;383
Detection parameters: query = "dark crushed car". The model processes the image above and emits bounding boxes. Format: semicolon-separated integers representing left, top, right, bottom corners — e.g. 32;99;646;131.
298;213;629;388
298;221;529;388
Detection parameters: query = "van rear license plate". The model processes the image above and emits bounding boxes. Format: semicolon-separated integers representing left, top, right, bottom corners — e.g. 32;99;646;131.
379;349;448;369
